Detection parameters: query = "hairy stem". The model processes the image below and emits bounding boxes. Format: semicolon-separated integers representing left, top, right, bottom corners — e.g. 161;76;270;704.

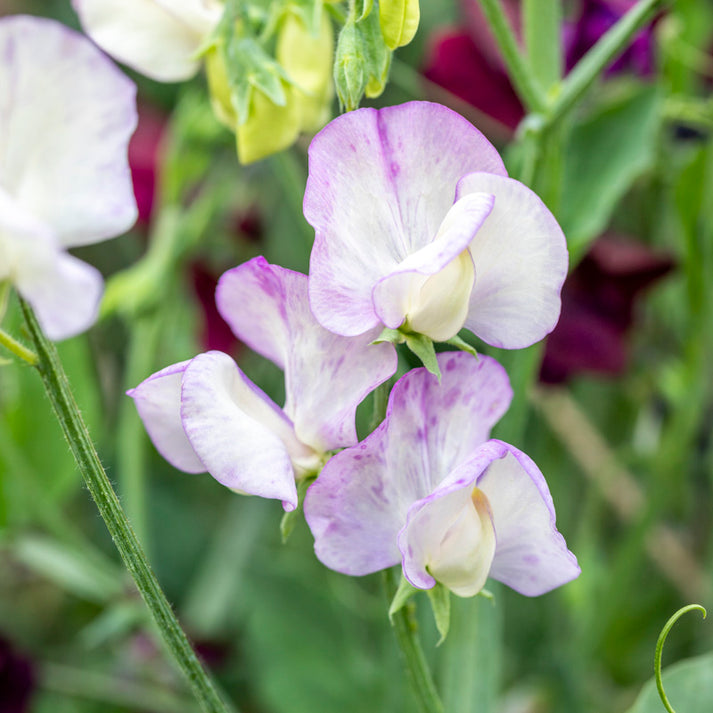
20;297;237;713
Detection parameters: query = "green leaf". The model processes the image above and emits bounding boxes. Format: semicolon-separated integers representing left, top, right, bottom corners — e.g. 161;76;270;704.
405;333;441;379
388;573;418;620
426;582;450;645
559;83;662;263
626;652;713;713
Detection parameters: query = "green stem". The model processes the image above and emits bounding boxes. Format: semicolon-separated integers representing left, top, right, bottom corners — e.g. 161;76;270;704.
20;298;237;713
654;604;707;713
476;0;547;113
547;0;666;125
384;568;445;713
117;316;163;551
0;326;38;365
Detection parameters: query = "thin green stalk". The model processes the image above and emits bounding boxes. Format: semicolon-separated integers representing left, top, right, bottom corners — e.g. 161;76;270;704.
476;0;547;113
548;0;666;125
0;326;38;365
523;0;562;92
654;604;707;713
117;316;163;550
20;297;237;713
384;567;445;713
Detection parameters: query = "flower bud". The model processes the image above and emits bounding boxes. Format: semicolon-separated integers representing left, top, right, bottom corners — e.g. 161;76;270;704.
236;84;301;164
379;0;420;50
276;9;334;130
334;21;368;112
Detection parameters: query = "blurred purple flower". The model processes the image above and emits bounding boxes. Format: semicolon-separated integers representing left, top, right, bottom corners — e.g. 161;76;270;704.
540;235;674;384
0;636;34;713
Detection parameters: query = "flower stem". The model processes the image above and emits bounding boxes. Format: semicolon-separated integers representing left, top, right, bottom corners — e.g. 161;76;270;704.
654;604;707;713
384;567;445;713
0;325;38;365
475;0;547;114
547;0;667;125
19;297;237;713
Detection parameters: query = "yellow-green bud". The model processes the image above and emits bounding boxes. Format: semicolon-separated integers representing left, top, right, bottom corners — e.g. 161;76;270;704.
379;0;420;50
205;43;237;128
236;83;301;164
276;10;334;130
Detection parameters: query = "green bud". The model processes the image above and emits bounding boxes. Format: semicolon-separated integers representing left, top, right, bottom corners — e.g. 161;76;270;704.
334;21;367;112
379;0;420;50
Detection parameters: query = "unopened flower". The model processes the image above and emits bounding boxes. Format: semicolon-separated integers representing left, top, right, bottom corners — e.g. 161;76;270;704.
0;15;136;340
305;352;580;597
306;101;568;347
129;257;396;510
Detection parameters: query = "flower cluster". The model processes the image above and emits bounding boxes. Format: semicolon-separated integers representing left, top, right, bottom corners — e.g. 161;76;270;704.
132;100;579;600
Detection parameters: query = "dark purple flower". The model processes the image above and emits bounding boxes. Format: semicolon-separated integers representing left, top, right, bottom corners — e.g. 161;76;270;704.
0;636;35;713
540;235;674;384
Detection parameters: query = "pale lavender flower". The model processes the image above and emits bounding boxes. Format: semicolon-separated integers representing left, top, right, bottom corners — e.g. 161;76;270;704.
305;352;579;597
306;101;569;347
0;15;137;340
72;0;222;82
128;257;397;511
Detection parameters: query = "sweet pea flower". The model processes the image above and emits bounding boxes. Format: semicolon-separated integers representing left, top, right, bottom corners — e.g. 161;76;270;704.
0;15;137;340
306;101;568;348
72;0;223;82
305;352;580;597
129;257;396;510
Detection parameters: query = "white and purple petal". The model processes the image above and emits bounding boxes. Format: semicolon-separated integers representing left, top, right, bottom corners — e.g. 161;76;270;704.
127;360;206;474
456;172;569;349
372;192;492;340
216;257;397;452
305;352;512;575
0;15;137;247
180;351;305;510
477;442;581;596
306;101;507;336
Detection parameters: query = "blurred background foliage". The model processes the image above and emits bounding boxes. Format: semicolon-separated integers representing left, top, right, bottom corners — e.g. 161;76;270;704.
1;1;713;712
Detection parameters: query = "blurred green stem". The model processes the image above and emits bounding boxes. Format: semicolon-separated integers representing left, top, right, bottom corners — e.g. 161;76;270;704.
547;0;667;125
0;326;37;365
384;567;445;713
117;316;163;552
476;0;547;113
42;662;199;713
20;297;238;713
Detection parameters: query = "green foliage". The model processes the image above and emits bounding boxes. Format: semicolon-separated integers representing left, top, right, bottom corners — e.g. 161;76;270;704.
559;83;663;262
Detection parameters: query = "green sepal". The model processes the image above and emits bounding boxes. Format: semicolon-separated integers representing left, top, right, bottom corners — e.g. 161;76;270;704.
426;582;451;645
372;326;406;345
356;0;374;21
388;572;419;621
478;587;495;602
445;334;479;360
405;333;441;380
280;475;316;543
